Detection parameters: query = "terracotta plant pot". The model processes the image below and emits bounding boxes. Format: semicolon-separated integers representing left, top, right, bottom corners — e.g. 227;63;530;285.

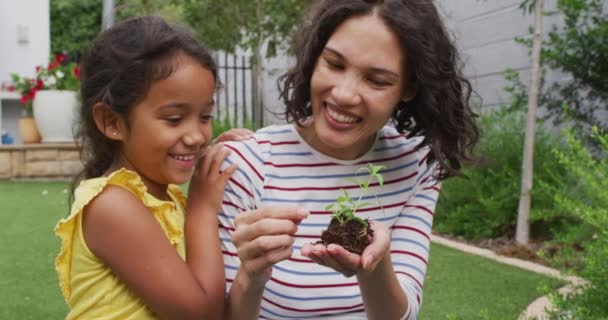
18;116;41;144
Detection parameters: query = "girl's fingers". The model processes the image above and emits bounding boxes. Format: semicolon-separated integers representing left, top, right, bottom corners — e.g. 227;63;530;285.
208;148;231;179
200;143;220;176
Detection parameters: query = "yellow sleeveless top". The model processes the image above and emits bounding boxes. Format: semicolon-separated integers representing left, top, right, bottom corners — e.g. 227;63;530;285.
55;169;187;320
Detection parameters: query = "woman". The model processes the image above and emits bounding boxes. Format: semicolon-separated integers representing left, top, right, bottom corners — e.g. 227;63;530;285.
215;1;479;319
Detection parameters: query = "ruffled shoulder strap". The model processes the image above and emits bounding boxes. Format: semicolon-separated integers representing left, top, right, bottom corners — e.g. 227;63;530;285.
54;168;147;300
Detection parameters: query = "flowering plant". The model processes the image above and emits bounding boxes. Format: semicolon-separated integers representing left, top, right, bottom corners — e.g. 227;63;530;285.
9;53;80;115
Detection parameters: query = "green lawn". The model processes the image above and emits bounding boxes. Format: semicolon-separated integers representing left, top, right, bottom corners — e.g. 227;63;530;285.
0;181;563;319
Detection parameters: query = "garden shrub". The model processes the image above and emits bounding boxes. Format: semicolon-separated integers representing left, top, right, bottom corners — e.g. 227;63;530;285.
433;105;569;240
544;128;608;319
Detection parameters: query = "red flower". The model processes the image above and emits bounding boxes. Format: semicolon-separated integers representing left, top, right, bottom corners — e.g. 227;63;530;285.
55;53;67;64
8;85;14;92
20;95;29;105
72;65;81;80
35;79;44;90
36;66;41;73
27;89;37;100
47;62;58;70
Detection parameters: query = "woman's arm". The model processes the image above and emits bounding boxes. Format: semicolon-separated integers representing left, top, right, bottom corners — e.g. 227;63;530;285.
83;144;236;320
301;157;440;319
224;206;309;320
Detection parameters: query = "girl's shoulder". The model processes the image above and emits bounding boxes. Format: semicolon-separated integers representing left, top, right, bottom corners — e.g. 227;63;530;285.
69;169;150;217
55;168;185;300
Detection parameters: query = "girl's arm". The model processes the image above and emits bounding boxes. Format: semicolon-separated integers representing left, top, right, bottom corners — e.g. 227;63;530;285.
82;144;236;320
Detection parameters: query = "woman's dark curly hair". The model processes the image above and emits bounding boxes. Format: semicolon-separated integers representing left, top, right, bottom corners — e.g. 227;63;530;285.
278;0;479;180
71;16;219;197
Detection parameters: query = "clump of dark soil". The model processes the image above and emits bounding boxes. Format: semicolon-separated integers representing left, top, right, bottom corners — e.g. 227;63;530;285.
319;218;374;255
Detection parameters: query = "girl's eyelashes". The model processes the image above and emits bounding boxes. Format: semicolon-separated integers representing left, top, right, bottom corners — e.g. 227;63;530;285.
200;114;213;123
165;116;183;124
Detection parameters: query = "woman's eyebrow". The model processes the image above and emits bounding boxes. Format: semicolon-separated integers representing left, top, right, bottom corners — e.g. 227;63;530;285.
323;46;400;80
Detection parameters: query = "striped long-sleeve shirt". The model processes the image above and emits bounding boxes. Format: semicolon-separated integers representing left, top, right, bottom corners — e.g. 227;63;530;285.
219;124;439;320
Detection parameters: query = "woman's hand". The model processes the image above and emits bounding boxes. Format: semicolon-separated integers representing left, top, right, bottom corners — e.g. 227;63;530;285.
212;128;253;144
301;221;390;277
231;206;309;285
188;143;237;214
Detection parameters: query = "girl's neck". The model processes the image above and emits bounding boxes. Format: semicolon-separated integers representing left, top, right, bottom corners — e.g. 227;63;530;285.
104;161;170;201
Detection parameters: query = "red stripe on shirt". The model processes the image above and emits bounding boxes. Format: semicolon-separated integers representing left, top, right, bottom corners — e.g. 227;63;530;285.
391;225;430;240
225;144;264;181
263;296;364;313
404;205;434;216
263;149;417;168
229;177;254;198
264;172;417;191
270;276;358;288
254;137;300;145
223;201;245;212
395;271;424;289
391;250;428;265
418;151;431;166
423;186;440;192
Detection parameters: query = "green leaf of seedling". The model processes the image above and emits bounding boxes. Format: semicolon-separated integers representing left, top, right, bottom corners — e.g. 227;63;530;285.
375;174;384;186
354;202;373;210
370;164;386;175
345;177;360;187
325;204;335;211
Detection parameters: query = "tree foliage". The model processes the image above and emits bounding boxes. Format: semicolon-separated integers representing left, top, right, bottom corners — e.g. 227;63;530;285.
175;0;316;58
516;0;608;132
50;0;101;57
50;0;315;60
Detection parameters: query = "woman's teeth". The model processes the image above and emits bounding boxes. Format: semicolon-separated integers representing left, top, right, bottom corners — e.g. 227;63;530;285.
327;107;358;123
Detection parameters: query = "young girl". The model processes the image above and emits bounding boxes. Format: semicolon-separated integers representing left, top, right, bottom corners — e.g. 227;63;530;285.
54;16;237;320
214;1;479;319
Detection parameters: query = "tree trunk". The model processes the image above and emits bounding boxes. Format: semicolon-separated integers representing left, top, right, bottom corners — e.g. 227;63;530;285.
102;0;115;31
252;0;265;128
516;0;544;245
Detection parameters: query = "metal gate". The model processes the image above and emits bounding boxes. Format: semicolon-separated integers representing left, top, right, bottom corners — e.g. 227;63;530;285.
214;52;263;129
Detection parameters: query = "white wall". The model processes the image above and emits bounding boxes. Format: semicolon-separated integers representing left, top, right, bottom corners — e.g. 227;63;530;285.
435;0;566;109
0;0;50;82
0;0;50;143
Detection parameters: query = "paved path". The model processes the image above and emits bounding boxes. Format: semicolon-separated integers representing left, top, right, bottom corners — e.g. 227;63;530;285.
431;235;584;320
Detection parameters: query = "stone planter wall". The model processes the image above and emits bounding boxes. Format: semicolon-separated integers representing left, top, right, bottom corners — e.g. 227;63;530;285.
0;144;82;180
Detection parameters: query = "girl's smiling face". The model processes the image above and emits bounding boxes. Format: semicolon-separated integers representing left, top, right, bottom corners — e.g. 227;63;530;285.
114;54;215;198
300;13;409;160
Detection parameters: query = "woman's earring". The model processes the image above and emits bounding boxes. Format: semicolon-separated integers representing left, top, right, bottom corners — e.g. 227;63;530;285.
113;131;118;136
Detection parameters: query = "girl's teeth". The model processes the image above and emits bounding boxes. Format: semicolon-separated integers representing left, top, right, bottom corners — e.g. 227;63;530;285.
327;107;358;123
171;154;194;161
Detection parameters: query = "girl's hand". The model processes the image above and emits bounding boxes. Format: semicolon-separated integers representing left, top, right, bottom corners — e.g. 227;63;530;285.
188;143;237;214
213;128;253;144
301;221;390;277
231;206;309;285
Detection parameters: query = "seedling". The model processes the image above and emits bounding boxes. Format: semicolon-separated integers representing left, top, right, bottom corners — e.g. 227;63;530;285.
319;163;386;255
324;163;386;226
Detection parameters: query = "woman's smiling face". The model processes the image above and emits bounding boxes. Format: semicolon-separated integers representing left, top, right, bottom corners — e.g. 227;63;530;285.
301;12;408;160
